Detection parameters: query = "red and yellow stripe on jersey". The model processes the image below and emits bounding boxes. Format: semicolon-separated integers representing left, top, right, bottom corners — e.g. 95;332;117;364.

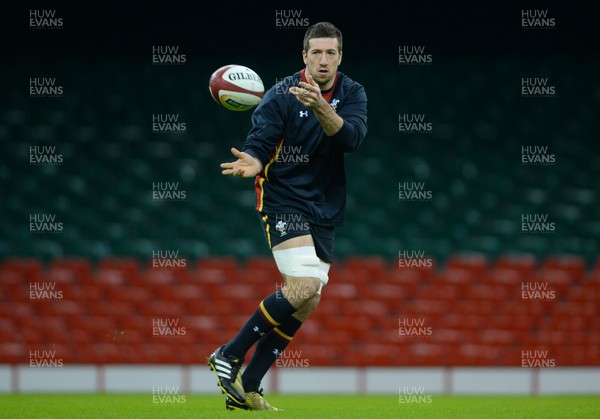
255;137;284;212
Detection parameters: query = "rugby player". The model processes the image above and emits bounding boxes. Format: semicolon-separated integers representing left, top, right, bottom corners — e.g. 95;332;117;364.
208;21;368;411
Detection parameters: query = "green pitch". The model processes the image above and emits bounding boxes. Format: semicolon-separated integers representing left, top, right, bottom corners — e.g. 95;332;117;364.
1;393;599;418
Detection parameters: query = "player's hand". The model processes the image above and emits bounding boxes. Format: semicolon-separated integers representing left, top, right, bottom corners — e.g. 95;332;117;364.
220;147;262;178
289;73;325;110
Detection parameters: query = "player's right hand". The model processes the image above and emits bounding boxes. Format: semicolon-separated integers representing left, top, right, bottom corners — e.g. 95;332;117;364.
220;147;262;178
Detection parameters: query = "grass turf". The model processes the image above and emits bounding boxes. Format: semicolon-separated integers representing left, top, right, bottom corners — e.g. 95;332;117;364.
0;394;599;418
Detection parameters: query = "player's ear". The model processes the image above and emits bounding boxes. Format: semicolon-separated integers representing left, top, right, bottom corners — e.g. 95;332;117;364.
338;51;343;65
302;50;308;64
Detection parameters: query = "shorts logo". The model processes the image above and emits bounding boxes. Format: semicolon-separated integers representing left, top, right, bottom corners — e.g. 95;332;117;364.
276;220;288;237
274;214;309;237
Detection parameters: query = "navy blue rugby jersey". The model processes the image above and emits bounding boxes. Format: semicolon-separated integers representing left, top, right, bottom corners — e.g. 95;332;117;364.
243;69;367;227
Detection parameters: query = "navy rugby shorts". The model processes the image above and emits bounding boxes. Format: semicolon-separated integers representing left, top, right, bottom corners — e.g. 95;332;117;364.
258;212;335;263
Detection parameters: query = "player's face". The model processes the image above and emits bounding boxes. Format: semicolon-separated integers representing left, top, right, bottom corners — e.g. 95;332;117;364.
302;37;342;91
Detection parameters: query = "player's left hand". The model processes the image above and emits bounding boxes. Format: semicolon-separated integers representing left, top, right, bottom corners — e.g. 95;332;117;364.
289;73;326;110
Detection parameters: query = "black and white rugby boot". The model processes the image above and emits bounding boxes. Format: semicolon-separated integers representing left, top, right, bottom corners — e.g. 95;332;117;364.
207;345;246;404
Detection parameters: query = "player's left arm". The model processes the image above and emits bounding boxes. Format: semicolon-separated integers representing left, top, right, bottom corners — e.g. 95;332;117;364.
290;73;343;136
311;100;343;136
291;73;367;152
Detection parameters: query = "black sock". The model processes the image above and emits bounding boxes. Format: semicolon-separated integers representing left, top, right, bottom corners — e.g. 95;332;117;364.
242;316;303;392
223;291;296;359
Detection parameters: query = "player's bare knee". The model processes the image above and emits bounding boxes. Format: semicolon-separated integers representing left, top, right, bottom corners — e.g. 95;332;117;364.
303;292;321;311
283;277;321;303
293;293;321;321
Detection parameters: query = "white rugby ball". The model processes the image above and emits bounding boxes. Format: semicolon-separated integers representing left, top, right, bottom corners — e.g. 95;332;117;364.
209;64;264;111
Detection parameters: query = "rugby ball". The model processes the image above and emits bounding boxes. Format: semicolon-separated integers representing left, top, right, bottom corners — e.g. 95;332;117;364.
209;64;264;111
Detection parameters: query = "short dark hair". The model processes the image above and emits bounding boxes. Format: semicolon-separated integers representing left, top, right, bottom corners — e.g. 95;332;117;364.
303;22;343;53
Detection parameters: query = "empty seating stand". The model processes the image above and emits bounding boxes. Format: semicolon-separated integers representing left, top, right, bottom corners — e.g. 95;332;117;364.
1;255;598;367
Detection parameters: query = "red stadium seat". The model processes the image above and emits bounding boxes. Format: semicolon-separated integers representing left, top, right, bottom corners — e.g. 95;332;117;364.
479;329;517;345
541;255;586;278
364;283;406;300
97;258;141;284
419;283;464;301
0;342;26;364
1;256;597;367
439;313;483;330
344;256;389;283
446;253;488;277
49;258;93;281
458;343;504;366
484;267;523;285
325;283;358;299
197;256;240;272
407;342;447;366
437;267;474;285
466;283;511;301
495;254;537;274
1;258;44;279
244;256;279;277
430;328;475;345
567;283;596;302
389;267;429;286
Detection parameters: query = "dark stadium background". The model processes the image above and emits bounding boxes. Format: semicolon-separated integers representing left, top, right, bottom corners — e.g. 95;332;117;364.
0;0;598;390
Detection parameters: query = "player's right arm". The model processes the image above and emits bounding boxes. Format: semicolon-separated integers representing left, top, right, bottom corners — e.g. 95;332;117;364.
242;84;288;169
220;148;263;178
220;82;288;178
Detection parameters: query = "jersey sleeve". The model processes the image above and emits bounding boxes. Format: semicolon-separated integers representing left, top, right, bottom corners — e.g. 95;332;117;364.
328;83;368;152
242;89;287;168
